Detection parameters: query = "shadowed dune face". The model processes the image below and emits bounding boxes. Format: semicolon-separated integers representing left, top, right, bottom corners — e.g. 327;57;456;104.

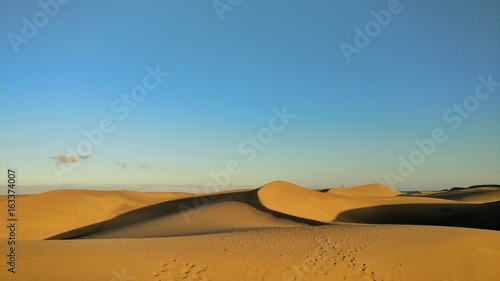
335;201;500;231
45;188;318;240
258;181;500;230
84;202;305;239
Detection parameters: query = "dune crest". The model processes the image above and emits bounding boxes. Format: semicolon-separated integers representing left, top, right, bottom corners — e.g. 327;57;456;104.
257;181;404;223
326;183;401;197
257;181;349;222
257;181;500;230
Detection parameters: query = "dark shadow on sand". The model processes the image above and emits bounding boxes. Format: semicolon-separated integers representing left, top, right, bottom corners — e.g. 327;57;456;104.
335;201;500;231
46;189;324;240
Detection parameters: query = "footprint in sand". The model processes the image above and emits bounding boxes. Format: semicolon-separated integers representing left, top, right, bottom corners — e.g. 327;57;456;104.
154;257;208;281
283;236;382;281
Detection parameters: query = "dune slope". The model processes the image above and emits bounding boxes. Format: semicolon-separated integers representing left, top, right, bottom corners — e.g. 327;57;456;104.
85;201;304;239
0;189;196;240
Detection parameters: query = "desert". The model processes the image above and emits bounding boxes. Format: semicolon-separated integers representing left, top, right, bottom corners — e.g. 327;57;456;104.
2;1;500;280
1;181;499;280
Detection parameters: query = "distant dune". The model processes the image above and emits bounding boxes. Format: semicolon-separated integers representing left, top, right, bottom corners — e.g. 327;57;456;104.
1;181;499;280
258;181;500;229
405;185;500;203
326;183;402;197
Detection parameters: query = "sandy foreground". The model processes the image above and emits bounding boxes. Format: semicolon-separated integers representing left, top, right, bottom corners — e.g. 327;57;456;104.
1;181;499;280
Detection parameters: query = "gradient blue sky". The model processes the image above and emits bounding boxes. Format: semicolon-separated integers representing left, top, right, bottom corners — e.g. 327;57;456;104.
1;0;499;192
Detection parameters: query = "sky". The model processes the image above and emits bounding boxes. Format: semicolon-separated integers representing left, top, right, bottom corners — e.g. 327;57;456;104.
1;0;499;192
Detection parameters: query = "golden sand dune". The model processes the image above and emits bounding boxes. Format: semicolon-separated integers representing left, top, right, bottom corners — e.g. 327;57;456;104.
1;181;499;280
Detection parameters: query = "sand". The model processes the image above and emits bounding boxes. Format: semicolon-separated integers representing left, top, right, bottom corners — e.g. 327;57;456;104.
1;181;499;280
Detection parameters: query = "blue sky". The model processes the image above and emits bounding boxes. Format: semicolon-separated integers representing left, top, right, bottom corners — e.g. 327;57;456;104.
1;0;499;192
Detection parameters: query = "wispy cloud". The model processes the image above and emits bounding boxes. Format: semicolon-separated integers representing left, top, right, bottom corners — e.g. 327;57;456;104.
51;154;91;166
115;161;150;169
115;161;129;169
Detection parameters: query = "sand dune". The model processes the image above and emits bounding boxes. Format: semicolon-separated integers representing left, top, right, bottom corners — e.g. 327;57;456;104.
0;189;196;240
2;181;499;241
1;181;499;280
257;181;500;230
404;185;500;203
85;201;304;239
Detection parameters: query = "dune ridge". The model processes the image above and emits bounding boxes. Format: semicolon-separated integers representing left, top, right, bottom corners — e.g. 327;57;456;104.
326;183;402;197
1;181;499;241
257;181;500;230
